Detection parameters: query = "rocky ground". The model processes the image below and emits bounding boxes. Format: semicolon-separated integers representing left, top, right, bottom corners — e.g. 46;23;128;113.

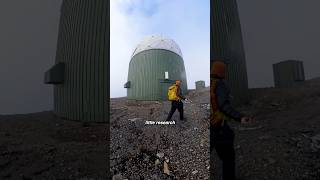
0;112;108;179
0;78;320;179
231;78;320;180
111;78;320;180
110;87;211;179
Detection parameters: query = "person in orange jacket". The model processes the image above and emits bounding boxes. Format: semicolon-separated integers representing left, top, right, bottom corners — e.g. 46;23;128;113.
210;60;252;180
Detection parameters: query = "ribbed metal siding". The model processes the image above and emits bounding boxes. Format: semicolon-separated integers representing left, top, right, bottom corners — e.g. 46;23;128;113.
273;60;305;88
53;0;108;122
195;81;206;90
127;49;187;101
210;0;249;105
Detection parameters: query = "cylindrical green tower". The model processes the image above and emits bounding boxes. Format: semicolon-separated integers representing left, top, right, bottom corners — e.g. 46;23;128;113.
45;0;109;122
125;35;188;101
211;0;249;105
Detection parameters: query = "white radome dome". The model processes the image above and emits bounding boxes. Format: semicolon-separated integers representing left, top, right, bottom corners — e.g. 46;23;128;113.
132;35;183;58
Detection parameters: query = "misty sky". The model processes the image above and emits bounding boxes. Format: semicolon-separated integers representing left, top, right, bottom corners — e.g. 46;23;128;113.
0;0;62;114
1;0;320;114
110;0;210;98
237;0;320;88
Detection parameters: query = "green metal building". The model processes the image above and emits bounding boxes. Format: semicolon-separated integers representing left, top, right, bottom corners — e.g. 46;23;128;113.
273;60;305;88
195;81;206;90
44;0;109;122
211;0;249;105
125;35;188;101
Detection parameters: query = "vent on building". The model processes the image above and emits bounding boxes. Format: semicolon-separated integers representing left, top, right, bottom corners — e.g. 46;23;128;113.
124;81;131;88
44;62;65;84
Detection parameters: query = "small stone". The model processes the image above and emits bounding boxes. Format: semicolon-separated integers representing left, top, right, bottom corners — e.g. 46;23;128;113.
258;135;271;140
155;159;160;166
200;139;205;147
112;174;123;180
163;161;170;175
156;152;164;159
144;155;150;162
128;118;142;122
90;135;97;138
311;134;320;151
192;170;198;174
165;157;169;163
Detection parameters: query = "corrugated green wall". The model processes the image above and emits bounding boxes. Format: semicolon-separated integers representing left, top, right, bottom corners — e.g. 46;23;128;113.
195;81;205;90
53;0;109;122
127;49;187;101
211;0;249;105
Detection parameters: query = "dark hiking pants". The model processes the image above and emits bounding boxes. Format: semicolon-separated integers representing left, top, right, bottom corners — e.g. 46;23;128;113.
210;123;235;180
166;100;184;121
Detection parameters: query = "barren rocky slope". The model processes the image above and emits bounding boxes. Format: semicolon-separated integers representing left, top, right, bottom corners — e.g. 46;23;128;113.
232;78;320;179
111;78;320;179
110;87;211;179
0;112;108;179
0;78;319;179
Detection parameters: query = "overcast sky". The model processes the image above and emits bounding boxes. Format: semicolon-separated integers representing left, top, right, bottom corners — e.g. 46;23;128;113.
0;0;62;114
1;0;320;114
110;0;210;98
237;0;320;88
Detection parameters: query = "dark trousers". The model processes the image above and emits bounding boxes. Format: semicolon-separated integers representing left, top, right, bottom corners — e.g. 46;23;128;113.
210;123;235;180
166;100;184;121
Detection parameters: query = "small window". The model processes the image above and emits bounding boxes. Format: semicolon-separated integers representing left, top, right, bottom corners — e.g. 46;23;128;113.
165;72;169;79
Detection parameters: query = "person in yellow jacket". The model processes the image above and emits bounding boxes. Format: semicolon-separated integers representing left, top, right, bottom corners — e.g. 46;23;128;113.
166;80;186;121
210;60;252;180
